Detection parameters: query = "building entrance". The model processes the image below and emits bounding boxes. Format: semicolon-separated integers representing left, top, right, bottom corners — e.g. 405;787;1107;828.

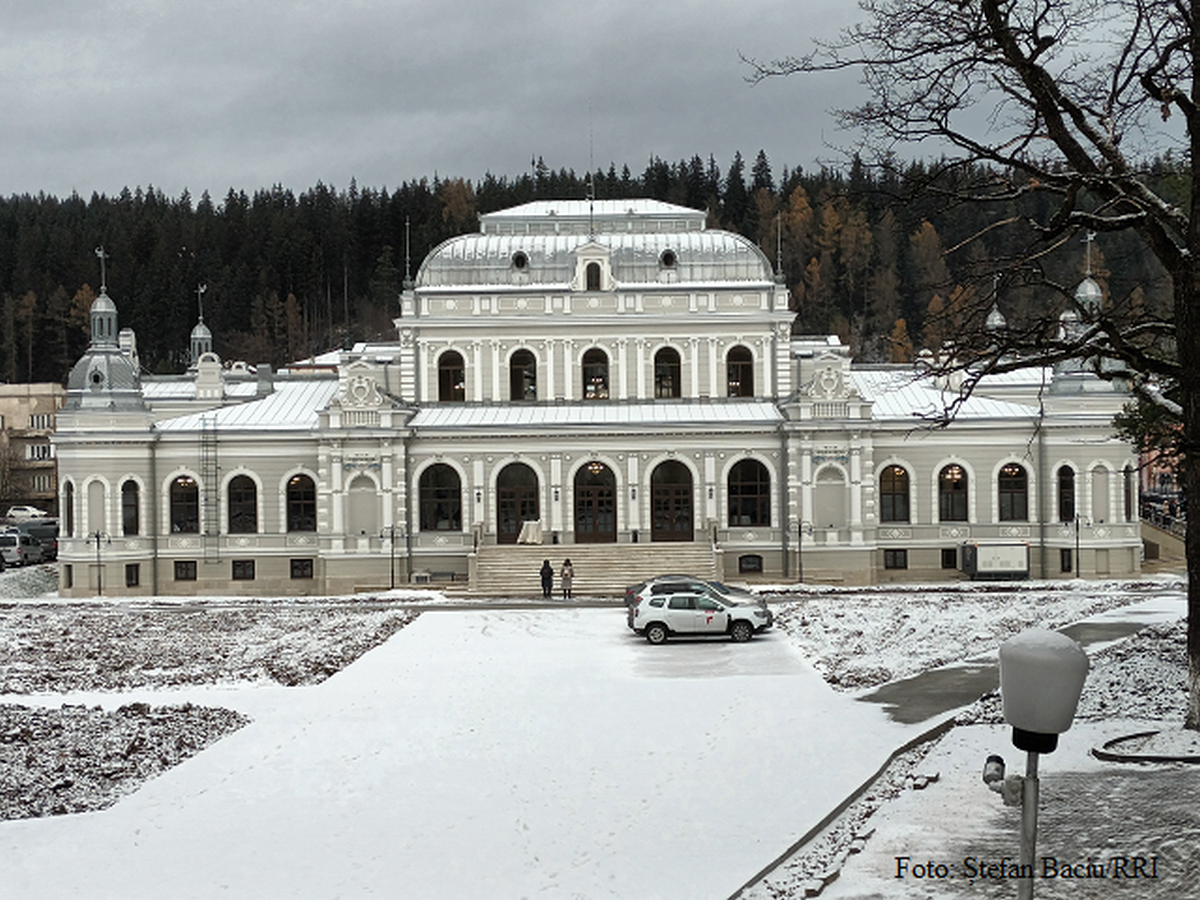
575;462;616;543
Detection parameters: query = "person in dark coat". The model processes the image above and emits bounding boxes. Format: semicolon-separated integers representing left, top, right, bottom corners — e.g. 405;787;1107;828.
540;559;554;598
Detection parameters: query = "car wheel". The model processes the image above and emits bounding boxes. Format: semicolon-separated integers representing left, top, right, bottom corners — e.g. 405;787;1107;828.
730;620;753;643
645;622;669;644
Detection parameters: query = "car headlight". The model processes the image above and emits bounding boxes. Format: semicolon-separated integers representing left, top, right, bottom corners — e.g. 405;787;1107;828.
753;609;768;618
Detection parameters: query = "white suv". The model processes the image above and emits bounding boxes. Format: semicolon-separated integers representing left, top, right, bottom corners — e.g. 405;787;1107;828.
0;533;45;566
629;589;771;644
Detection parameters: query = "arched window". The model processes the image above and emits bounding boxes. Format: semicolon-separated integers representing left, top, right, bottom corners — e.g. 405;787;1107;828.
438;351;465;402
419;464;462;531
1058;466;1076;522
227;475;257;534
170;476;200;533
586;261;601;291
287;474;316;532
728;458;770;526
727;346;754;397
583;348;609;400
1091;465;1111;523
654;347;682;399
938;464;968;522
121;480;139;536
879;465;910;523
509;349;537;401
64;482;74;537
998;463;1028;521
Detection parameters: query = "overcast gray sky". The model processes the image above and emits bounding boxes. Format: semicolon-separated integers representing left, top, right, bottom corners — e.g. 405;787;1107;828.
0;0;862;199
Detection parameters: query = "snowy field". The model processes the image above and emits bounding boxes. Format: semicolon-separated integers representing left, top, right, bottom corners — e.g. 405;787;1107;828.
0;565;1192;899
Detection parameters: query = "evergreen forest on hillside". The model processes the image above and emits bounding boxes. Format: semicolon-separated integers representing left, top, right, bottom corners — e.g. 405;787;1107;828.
0;151;1182;384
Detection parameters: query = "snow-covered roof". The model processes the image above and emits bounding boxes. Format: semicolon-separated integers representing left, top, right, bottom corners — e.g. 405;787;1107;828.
480;199;705;233
853;369;1038;421
409;401;782;430
156;379;339;432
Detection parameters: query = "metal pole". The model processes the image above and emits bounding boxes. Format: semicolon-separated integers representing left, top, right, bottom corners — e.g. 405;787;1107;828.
93;532;103;598
1018;751;1039;900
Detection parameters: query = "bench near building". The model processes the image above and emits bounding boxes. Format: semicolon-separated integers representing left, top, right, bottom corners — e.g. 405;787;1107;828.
53;199;1141;597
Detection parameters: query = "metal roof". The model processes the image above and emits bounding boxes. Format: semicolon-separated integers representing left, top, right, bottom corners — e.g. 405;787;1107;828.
156;379;339;432
417;229;773;289
409;401;783;430
853;369;1038;421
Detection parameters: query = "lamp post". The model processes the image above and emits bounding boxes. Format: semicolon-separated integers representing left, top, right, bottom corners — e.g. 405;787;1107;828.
797;521;812;584
993;629;1089;900
89;531;111;597
380;525;398;590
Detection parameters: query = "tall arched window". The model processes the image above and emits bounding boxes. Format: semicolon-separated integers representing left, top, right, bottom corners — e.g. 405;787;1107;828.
1124;464;1135;521
586;261;601;291
727;346;754;397
509;349;537;401
1058;466;1076;522
583;348;609;400
728;458;770;526
227;475;257;534
63;482;74;537
170;476;200;533
287;474;316;532
419;464;462;531
879;465;910;523
998;463;1028;521
654;347;682;399
938;464;968;522
438;351;465;402
121;480;139;536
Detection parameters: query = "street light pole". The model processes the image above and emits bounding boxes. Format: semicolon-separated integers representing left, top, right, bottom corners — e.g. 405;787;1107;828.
380;526;397;590
90;531;110;597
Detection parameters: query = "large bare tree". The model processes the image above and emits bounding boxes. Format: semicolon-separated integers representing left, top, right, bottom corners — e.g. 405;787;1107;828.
747;0;1200;729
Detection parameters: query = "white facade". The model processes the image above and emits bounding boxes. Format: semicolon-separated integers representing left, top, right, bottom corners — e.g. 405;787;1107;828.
53;200;1141;596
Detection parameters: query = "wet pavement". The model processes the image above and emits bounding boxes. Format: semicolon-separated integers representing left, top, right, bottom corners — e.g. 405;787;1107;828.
857;596;1183;724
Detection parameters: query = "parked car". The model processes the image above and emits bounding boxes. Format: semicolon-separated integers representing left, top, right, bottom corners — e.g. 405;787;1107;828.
0;532;46;566
18;519;59;560
5;505;49;521
628;588;772;644
625;575;769;616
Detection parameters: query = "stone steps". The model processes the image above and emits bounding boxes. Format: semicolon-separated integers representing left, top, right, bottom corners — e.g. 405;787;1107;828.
471;542;717;598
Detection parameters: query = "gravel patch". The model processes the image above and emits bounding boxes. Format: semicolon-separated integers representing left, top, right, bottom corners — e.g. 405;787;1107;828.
0;602;419;820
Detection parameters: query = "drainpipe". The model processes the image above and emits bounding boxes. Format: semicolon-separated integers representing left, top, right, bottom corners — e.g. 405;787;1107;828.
780;424;789;578
1037;407;1047;580
150;429;160;594
403;431;413;583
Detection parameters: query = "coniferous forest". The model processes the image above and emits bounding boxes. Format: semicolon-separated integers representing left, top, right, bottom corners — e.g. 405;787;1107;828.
0;150;1182;383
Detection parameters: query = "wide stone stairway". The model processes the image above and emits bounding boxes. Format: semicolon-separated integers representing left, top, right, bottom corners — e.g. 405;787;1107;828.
470;542;718;598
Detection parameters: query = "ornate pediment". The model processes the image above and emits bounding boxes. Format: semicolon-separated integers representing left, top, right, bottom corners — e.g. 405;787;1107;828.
338;361;383;410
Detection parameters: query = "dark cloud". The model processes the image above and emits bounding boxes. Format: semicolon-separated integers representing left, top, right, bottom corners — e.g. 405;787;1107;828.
0;0;861;198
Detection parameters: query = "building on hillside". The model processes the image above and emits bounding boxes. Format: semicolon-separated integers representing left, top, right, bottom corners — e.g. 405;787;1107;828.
1;382;66;518
52;199;1142;596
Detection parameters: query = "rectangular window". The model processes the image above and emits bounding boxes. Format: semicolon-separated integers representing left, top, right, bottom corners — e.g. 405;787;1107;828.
26;443;54;460
941;547;958;569
125;563;140;587
1060;548;1073;573
232;559;256;580
64;564;73;588
174;560;197;581
290;558;314;579
33;474;52;492
884;548;908;570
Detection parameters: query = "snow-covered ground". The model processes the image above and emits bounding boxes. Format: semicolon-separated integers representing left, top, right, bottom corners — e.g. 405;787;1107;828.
1;565;1193;899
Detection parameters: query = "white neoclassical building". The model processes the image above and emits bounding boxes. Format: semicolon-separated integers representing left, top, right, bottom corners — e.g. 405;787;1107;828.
53;199;1141;596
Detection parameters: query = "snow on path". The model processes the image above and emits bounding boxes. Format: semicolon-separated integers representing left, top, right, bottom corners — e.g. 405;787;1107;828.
3;608;920;900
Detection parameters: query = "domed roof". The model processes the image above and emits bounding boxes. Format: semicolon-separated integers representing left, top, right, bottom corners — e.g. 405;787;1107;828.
1074;276;1103;309
63;347;145;411
91;290;117;315
191;319;213;340
986;305;1007;330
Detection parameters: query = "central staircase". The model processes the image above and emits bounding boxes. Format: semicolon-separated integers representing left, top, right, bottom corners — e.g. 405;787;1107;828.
470;542;718;599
